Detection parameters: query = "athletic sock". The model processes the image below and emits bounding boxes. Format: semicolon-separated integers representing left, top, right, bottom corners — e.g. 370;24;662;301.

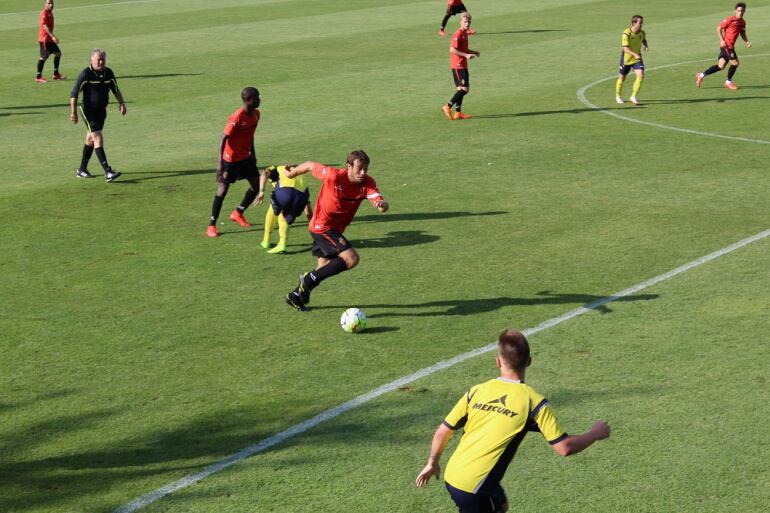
727;65;738;81
210;196;225;226
441;14;451;30
262;208;277;246
302;257;348;291
631;75;644;97
615;77;624;96
36;59;45;78
455;90;466;111
53;55;60;73
94;147;111;172
79;145;94;171
449;91;463;107
276;214;289;247
237;188;257;212
703;65;721;76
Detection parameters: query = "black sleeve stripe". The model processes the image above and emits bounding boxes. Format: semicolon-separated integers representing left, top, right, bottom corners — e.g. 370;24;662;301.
529;398;549;419
442;420;458;430
548;433;568;445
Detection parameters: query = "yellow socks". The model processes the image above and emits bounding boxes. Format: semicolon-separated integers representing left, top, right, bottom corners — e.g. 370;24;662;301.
261;208;276;249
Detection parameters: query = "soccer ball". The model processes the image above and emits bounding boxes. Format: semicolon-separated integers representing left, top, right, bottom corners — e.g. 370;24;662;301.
340;308;367;333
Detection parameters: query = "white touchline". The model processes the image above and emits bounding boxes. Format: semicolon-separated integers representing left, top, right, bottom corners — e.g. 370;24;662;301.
116;227;770;512
577;54;770;145
0;0;160;16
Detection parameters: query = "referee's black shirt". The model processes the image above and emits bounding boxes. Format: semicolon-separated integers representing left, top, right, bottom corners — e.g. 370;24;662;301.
70;66;120;111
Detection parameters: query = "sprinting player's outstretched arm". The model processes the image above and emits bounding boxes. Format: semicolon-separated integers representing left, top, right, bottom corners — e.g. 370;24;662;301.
550;421;611;456
284;161;316;177
415;423;454;487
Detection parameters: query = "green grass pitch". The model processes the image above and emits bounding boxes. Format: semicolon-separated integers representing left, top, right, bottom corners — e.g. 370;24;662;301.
1;0;769;512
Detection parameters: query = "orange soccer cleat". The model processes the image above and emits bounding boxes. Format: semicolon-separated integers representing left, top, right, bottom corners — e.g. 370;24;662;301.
438;29;446;36
35;76;47;83
229;210;251;227
453;111;472;120
206;225;219;238
53;72;66;80
695;73;704;88
442;104;454;120
724;81;738;90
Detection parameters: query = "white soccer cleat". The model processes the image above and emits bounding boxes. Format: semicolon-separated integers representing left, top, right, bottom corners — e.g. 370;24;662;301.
615;96;624;104
629;96;639;105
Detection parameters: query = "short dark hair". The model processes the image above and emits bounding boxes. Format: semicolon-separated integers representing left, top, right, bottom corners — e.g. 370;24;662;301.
735;2;746;10
347;149;370;167
498;329;530;371
631;15;643;24
241;87;260;102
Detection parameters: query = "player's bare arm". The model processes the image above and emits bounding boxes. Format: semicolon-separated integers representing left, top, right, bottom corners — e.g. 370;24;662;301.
216;134;227;173
44;24;58;43
742;31;751;47
284;161;316;178
69;97;78;124
551;421;611;457
718;26;727;46
115;90;127;115
415;423;454;487
623;46;640;60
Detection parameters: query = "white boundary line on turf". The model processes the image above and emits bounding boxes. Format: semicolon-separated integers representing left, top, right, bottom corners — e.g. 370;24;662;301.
0;0;160;16
115;227;770;513
576;54;770;145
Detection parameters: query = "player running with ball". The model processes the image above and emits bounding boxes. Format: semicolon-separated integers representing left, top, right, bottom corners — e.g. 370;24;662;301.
284;150;388;311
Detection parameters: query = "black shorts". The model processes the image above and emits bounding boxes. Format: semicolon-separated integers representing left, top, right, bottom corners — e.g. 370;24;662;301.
452;68;470;87
719;47;738;61
217;156;258;184
311;229;352;258
447;4;467;16
446;482;508;513
82;108;107;133
39;41;61;59
271;187;309;225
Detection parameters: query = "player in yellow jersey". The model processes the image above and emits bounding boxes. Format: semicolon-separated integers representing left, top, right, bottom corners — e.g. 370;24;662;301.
416;329;611;513
616;15;649;106
258;165;312;254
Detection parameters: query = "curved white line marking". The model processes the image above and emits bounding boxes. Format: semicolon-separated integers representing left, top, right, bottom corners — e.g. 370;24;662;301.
576;54;770;145
116;228;770;512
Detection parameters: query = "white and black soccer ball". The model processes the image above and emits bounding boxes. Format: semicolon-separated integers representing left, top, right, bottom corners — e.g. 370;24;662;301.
340;308;367;333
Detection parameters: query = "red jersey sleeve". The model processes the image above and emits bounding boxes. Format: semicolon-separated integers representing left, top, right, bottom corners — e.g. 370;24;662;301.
363;177;383;206
719;17;730;30
311;163;337;181
223;112;239;137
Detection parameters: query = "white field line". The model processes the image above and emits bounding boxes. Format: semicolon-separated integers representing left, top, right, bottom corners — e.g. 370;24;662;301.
0;0;160;16
115;227;770;513
576;54;770;145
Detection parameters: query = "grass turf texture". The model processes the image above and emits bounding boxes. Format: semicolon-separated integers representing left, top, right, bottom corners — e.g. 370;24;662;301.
1;0;769;512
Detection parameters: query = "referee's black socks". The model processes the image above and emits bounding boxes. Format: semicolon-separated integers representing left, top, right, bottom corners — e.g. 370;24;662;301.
79;145;94;171
94;147;111;172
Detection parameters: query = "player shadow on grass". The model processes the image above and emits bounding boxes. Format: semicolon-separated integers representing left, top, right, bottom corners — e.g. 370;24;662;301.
2;101;133;110
474;29;568;35
640;95;770;105
355;210;507;223
0;112;43;117
474;107;632;119
281;230;441;255
116;168;214;183
0;405;306;512
315;290;659;317
118;73;203;79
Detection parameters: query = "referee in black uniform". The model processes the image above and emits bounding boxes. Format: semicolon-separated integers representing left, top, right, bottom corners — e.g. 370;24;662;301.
70;48;126;181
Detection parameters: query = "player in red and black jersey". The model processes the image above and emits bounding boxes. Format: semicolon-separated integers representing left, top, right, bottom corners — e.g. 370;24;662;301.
695;3;752;90
206;87;264;238
439;0;475;36
283;150;389;311
36;0;65;82
442;13;479;121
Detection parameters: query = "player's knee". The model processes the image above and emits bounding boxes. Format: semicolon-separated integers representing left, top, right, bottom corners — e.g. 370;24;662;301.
460;86;469;92
342;251;359;269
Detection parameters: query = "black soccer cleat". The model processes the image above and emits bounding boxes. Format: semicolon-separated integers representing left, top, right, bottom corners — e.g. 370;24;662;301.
105;169;122;182
76;168;94;178
286;291;308;311
297;273;311;304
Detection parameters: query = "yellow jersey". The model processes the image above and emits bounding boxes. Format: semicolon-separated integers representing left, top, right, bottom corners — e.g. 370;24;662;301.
443;378;567;493
268;165;307;192
621;28;646;65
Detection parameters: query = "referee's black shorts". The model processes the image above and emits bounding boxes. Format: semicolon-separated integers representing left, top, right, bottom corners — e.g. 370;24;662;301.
82;107;107;133
445;482;508;513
